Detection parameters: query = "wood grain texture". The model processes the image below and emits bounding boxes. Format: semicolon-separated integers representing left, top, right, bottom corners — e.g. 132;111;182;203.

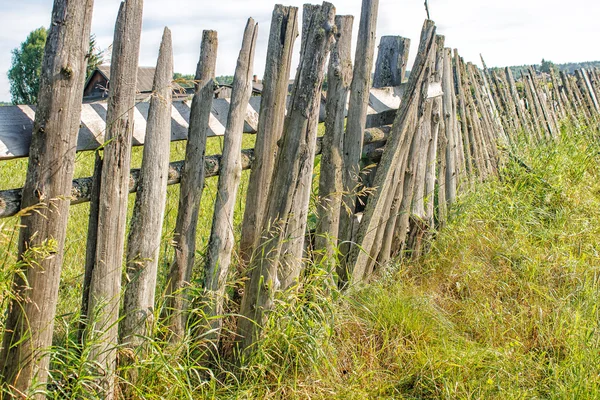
201;18;258;348
0;0;94;395
237;2;336;352
315;15;354;272
240;5;298;266
121;27;173;350
83;1;144;396
163;30;218;340
346;20;436;283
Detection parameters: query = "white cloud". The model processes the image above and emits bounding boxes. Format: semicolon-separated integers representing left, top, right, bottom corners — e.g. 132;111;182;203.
0;0;599;102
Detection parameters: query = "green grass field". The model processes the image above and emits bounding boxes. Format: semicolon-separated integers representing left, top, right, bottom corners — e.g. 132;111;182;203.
1;121;600;398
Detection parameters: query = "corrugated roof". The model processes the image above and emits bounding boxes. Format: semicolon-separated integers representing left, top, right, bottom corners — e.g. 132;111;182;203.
96;65;156;93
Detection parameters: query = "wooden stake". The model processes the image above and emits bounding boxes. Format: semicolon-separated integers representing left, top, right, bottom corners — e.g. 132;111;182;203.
0;1;94;394
240;5;298;266
316;15;354;272
121;27;173;350
338;0;379;283
346;20;437;283
163;30;218;340
237;1;336;352
84;0;143;396
373;36;411;88
201;18;258;349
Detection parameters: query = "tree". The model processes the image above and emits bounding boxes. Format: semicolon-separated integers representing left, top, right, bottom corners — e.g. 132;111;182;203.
86;34;104;78
540;58;557;74
8;28;103;105
8;27;47;105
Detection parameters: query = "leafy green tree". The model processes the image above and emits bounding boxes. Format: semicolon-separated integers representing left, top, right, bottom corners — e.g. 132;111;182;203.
8;27;47;105
540;58;557;74
8;28;104;105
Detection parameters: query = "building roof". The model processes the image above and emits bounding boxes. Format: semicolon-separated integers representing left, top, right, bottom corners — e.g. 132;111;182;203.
94;65;157;93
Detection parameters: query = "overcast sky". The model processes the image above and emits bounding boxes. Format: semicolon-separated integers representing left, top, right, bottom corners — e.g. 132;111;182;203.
0;0;598;102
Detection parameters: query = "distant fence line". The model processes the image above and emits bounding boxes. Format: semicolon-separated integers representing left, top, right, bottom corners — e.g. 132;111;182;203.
1;0;600;398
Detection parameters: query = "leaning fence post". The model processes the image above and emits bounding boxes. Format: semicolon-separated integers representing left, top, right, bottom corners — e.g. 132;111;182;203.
83;0;143;396
240;5;298;267
338;0;380;284
237;1;336;353
163;30;218;340
347;20;437;283
121;27;173;351
0;0;94;395
201;18;258;350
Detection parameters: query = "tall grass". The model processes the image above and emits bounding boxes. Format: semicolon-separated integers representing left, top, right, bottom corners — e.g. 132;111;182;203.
2;121;600;398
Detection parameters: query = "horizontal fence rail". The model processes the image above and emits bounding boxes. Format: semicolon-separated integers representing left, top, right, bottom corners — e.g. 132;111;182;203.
0;84;441;160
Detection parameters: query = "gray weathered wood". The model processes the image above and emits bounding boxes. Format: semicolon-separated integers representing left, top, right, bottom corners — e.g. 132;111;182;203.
373;36;411;88
0;0;94;395
121;27;173;350
275;4;323;290
237;2;336;352
201;18;258;348
240;5;298;266
442;48;457;205
453;51;473;180
80;152;102;340
315;15;354;271
0;85;408;161
338;0;379;283
346;20;437;283
0;127;391;220
83;1;143;396
163;30;218;340
424;37;445;229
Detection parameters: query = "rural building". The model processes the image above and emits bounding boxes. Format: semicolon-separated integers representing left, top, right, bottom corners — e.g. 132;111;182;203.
83;65;194;102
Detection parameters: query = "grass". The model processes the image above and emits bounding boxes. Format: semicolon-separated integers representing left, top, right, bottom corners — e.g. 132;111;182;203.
2;120;600;398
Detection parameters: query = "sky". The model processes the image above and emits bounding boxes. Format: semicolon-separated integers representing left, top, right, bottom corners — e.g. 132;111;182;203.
0;0;599;103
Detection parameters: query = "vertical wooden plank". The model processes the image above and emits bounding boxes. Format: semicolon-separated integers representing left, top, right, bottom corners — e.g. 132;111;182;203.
237;2;336;352
373;36;411;88
201;18;258;349
163;30;218;340
338;0;379;283
83;0;143;396
453;51;474;180
441;47;457;207
240;5;298;266
121;27;173;350
0;2;94;394
346;20;437;283
276;4;321;290
80;153;103;338
315;15;354;270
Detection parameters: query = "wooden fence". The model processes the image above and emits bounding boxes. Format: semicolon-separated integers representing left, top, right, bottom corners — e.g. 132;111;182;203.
1;0;600;397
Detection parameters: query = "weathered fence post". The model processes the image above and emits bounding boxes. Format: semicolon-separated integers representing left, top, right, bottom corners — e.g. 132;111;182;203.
454;51;474;180
273;4;320;290
83;0;143;396
0;0;94;395
347;20;437;283
121;27;173;350
373;36;411;88
338;0;379;284
240;5;298;266
201;18;258;349
315;15;354;270
163;30;218;340
442;48;457;207
237;1;336;352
